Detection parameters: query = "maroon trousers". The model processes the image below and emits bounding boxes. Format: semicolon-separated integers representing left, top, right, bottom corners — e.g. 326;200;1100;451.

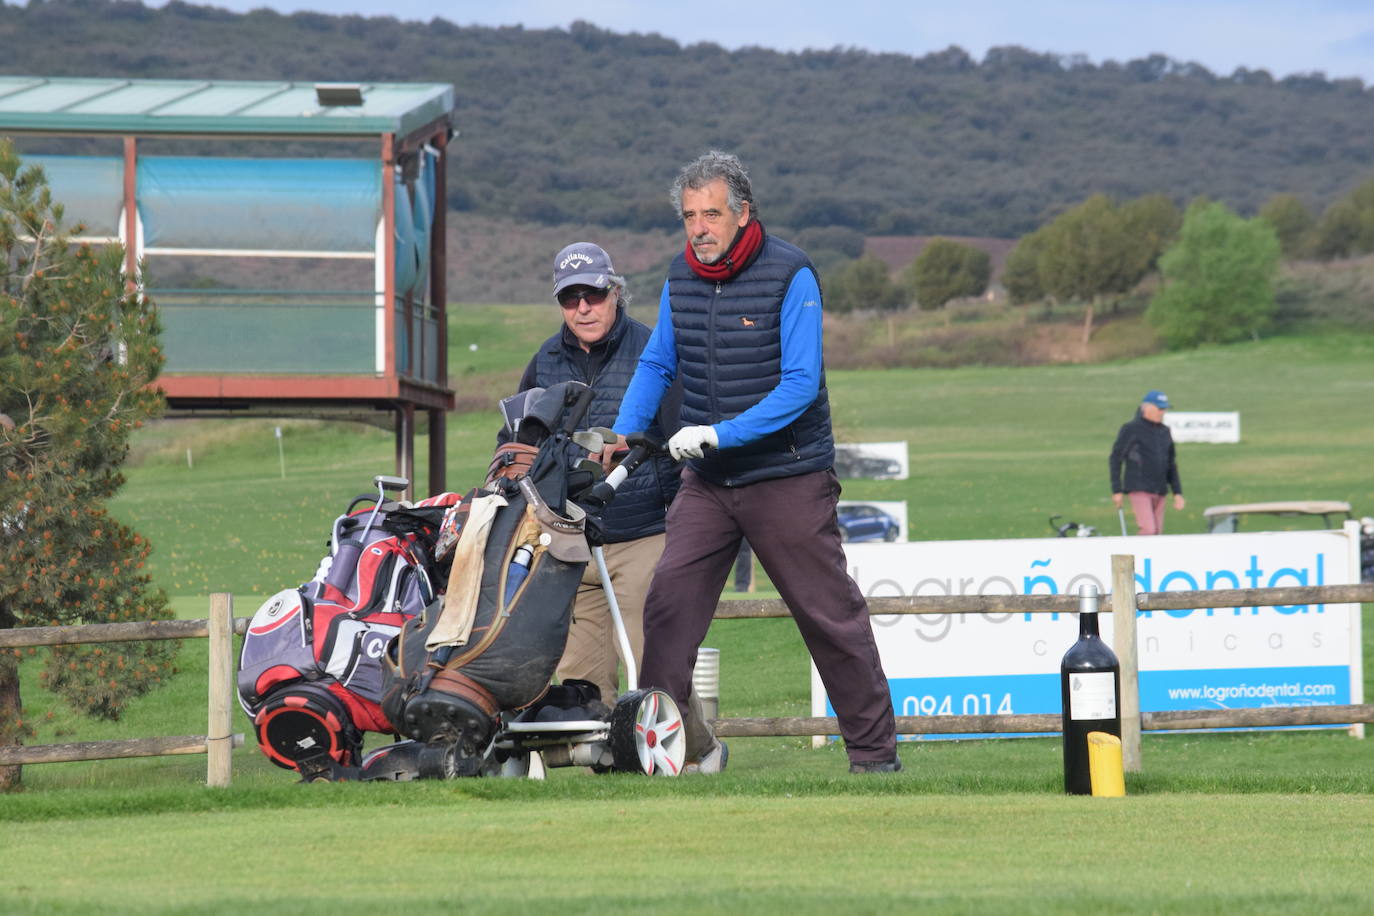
640;467;897;764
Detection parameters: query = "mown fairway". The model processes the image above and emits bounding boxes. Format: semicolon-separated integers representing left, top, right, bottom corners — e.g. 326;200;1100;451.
5;791;1374;914
4;323;1373;912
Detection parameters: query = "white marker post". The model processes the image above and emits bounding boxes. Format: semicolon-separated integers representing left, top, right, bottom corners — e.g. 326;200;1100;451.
275;426;285;479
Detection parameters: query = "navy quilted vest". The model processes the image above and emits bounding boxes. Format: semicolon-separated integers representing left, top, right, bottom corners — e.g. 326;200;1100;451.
530;312;680;541
668;233;834;486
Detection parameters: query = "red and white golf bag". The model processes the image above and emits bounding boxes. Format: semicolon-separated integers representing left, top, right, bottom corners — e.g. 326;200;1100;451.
237;489;462;773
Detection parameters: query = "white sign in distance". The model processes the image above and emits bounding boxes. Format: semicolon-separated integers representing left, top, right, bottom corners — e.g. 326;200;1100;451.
1165;411;1240;443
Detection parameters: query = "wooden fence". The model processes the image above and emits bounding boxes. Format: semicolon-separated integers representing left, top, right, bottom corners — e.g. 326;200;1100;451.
0;594;244;786
712;554;1374;772
1;553;1371;783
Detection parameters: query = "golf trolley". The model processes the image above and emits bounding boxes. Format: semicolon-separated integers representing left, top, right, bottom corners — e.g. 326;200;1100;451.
365;437;687;782
1048;514;1099;538
237;381;686;782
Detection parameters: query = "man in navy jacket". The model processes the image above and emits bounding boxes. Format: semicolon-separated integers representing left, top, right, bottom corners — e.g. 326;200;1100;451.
613;151;900;775
1110;389;1186;535
502;242;686;717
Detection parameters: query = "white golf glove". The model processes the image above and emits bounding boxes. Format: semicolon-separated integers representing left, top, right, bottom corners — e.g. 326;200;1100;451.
668;425;718;461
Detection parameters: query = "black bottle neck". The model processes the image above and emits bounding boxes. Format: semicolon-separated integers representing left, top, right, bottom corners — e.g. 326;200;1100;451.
1078;611;1100;638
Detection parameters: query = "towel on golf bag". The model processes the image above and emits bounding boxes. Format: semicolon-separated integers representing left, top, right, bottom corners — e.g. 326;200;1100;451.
237;491;463;769
425;490;507;651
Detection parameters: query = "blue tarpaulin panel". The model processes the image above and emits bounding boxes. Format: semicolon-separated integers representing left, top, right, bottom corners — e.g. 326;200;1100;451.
410;148;436;294
393;172;417;296
24;154;124;237
137;156;380;251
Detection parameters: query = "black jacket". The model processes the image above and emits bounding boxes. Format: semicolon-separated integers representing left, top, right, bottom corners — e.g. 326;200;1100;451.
501;309;681;542
1109;409;1181;496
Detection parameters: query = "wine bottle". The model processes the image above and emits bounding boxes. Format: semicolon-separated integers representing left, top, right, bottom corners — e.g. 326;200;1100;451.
1060;584;1121;795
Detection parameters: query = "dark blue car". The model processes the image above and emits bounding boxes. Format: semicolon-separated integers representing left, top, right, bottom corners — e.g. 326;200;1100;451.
837;504;901;542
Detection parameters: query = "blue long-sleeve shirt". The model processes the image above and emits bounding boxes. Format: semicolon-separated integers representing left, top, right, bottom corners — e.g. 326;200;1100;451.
613;267;823;449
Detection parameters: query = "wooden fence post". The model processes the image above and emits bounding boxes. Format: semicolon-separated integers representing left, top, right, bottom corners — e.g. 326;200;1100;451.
1111;554;1141;773
206;593;234;787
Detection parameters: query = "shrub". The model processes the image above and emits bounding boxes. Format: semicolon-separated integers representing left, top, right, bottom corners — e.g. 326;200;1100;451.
1147;200;1280;347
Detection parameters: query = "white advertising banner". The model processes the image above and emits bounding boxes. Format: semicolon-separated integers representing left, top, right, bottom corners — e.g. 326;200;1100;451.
1165;411;1241;443
812;528;1362;736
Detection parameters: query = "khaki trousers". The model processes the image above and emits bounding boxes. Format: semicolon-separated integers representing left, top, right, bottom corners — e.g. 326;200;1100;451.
556;533;715;761
557;534;664;703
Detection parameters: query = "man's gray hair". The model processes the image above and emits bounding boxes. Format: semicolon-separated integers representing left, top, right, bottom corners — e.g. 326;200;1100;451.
670;150;758;219
608;272;632;307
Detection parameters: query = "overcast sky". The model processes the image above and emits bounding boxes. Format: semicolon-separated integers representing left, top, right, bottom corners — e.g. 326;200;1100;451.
120;0;1374;83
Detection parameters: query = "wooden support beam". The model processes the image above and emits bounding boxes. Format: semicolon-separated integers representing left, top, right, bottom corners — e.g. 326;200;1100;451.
1112;554;1142;772
206;593;234;788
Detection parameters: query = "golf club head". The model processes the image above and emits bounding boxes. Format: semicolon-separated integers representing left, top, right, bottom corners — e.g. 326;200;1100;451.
572;429;608;453
374;475;410;493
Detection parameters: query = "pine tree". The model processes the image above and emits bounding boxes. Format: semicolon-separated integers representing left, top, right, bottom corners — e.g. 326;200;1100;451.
0;140;175;790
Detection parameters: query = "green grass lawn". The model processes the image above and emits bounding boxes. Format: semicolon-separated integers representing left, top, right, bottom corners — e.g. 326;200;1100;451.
4;792;1373;914
4;327;1374;911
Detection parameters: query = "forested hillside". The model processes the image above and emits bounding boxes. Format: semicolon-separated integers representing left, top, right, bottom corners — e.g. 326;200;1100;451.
3;0;1374;241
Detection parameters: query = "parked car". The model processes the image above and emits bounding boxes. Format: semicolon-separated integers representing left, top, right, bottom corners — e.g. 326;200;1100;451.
834;448;903;479
837;504;901;542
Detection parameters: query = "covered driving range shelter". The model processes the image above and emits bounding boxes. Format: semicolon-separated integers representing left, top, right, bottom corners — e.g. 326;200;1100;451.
0;76;456;495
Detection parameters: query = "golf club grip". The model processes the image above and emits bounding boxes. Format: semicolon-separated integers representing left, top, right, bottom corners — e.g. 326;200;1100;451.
625;431;666;454
589;445;649;504
560;384;596;436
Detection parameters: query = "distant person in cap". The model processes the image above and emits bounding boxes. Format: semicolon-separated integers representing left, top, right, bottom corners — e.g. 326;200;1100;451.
496;242;709;739
1110;389;1185;535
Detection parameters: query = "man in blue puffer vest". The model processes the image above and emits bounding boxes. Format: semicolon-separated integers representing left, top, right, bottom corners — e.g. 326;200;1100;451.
501;242;704;733
612;151;900;774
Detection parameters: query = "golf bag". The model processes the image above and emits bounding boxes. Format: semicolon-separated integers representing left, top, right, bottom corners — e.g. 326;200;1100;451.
380;381;599;773
237;487;463;773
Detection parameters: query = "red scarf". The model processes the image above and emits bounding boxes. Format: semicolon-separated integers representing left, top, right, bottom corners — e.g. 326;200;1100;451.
685;218;765;281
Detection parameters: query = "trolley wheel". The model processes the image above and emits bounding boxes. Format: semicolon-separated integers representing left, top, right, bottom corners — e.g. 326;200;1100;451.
608;688;686;776
417;740;459;779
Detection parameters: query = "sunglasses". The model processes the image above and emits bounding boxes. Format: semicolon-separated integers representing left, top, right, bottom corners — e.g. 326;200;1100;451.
557;286;612;309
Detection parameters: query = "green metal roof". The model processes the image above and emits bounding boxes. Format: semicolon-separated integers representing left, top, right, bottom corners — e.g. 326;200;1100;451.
0;77;453;139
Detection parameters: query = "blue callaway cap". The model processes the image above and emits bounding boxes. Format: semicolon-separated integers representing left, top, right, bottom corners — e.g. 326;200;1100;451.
1142;389;1172;409
552;242;615;297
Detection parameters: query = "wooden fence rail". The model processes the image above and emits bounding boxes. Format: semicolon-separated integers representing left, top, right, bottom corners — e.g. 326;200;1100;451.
711;565;1374;773
714;705;1374;738
0;593;241;785
2;559;1371;784
710;584;1374;619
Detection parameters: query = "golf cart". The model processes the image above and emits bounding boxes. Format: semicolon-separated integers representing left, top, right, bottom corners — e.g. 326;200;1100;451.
1203;500;1353;534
